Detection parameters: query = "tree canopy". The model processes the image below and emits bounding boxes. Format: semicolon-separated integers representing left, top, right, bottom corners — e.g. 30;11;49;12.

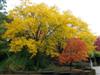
2;1;95;58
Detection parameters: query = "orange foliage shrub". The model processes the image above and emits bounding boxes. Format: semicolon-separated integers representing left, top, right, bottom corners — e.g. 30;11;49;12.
59;38;88;64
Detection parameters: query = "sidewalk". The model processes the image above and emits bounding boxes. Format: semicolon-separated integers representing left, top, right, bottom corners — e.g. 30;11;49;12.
92;66;100;75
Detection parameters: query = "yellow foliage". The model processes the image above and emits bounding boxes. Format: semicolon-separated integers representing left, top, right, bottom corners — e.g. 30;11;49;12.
9;37;26;52
26;39;37;56
3;2;95;58
9;37;37;56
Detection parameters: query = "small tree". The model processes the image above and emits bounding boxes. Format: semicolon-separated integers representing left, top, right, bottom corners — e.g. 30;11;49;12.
59;38;88;71
94;36;100;65
94;36;100;51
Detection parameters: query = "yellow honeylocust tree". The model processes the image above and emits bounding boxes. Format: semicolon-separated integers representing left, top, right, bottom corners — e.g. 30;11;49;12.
3;1;95;58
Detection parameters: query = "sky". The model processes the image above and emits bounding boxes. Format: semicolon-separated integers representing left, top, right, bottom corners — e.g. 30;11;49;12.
6;0;100;35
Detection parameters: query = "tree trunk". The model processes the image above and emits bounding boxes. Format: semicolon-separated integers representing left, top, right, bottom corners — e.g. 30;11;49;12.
70;62;72;72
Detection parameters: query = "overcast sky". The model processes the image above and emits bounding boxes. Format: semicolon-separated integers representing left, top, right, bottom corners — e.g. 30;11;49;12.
7;0;100;35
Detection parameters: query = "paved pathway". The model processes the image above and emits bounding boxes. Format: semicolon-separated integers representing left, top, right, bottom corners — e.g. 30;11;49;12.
92;66;100;75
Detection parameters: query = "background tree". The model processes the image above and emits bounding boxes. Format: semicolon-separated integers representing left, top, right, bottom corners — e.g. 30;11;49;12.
59;38;88;71
94;36;100;51
0;0;6;34
0;0;6;24
94;36;100;57
0;0;6;10
0;0;8;71
94;36;100;65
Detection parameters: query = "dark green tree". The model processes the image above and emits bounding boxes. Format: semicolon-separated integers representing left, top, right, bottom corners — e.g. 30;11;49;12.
0;0;8;72
0;0;6;24
0;0;6;10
